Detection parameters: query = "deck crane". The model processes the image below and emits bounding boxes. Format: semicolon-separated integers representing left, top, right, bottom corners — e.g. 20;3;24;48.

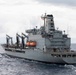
16;33;20;48
6;35;13;47
16;33;25;49
22;33;28;41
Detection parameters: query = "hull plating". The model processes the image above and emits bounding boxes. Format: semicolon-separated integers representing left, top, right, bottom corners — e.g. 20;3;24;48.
5;48;76;64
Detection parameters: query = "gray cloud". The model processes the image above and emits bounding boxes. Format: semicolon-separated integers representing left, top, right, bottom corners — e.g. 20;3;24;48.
0;0;30;5
36;0;76;6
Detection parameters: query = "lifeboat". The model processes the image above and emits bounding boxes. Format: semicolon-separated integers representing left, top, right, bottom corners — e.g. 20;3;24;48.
30;41;36;47
26;42;30;46
26;41;36;47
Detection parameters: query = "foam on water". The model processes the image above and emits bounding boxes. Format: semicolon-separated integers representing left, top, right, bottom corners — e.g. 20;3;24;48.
0;54;75;75
0;45;5;53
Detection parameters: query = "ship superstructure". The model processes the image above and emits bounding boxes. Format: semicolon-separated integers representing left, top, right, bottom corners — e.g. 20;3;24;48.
4;14;76;64
26;14;70;51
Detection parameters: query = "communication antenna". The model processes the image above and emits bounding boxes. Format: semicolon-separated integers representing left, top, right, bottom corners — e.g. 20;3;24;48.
64;30;65;34
67;24;69;36
57;27;59;30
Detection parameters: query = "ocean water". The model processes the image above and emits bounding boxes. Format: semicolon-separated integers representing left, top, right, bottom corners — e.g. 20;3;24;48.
0;45;76;75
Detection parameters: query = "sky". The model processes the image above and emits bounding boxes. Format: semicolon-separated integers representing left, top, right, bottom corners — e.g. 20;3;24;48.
0;0;76;44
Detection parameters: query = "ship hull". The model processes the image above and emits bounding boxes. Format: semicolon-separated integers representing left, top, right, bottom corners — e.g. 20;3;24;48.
5;48;76;64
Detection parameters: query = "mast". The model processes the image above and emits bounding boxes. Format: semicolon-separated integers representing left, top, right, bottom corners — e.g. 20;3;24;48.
41;13;47;51
41;13;47;32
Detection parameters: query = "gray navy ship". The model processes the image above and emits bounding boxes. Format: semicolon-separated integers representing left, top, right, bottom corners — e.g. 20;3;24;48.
4;13;76;64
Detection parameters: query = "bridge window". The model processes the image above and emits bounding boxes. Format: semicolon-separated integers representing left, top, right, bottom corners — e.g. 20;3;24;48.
51;25;54;27
51;19;53;21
